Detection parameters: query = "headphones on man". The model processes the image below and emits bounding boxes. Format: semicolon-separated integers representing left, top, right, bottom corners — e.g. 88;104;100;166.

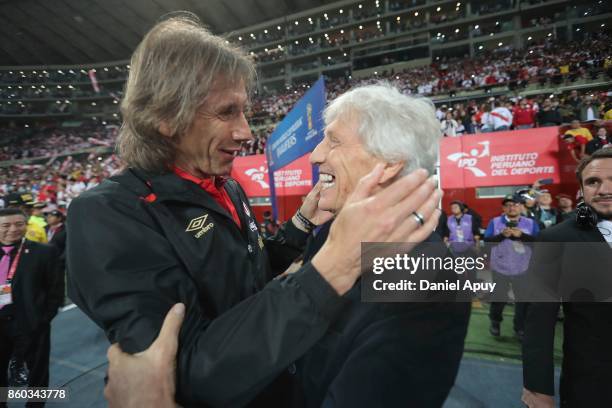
575;199;599;229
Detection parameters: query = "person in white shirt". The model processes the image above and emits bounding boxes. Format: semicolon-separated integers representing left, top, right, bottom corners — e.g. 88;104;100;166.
480;104;494;133
491;102;513;131
440;111;460;137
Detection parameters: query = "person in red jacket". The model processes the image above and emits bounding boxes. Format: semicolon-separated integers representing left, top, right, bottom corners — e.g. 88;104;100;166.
513;99;536;130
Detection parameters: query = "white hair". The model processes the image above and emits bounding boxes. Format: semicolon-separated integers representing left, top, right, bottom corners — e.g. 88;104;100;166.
323;82;441;175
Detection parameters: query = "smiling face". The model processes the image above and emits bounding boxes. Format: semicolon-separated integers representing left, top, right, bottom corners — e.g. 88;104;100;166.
581;157;612;219
171;80;253;177
310;115;381;213
0;214;27;245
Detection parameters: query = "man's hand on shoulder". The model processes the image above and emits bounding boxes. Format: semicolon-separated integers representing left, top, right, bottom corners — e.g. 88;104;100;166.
105;303;185;408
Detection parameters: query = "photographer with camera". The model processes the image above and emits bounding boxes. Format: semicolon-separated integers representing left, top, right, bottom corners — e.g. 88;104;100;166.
484;194;540;340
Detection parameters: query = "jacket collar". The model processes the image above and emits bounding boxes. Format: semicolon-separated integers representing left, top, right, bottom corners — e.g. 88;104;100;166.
573;220;607;243
125;168;238;225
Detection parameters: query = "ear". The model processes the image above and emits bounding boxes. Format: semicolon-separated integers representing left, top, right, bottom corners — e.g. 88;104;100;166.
379;161;405;184
158;121;172;139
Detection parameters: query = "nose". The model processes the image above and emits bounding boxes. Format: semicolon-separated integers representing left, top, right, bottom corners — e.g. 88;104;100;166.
310;140;327;166
232;113;253;143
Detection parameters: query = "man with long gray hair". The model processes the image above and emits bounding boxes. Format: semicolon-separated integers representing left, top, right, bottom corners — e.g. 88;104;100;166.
67;15;442;407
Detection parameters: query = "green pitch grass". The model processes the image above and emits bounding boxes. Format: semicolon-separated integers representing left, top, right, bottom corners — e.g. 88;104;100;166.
464;301;564;365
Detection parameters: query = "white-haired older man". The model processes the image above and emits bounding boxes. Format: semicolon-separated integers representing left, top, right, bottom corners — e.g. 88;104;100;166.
295;84;470;407
104;83;470;408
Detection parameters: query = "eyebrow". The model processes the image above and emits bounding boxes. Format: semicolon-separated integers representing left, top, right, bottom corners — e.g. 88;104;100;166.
584;176;601;183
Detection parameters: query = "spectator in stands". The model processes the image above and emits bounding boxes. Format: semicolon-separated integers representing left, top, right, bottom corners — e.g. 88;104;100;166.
536;99;562;127
517;189;538;220
28;202;47;231
533;189;560;229
491;100;513;131
565;90;581;120
603;100;612;120
44;207;66;256
556;193;575;222
562;133;588;163
440;111;460;137
485;195;539;341
586;127;612;155
478;104;494;133
513;99;535;129
564;120;593;142
579;95;600;121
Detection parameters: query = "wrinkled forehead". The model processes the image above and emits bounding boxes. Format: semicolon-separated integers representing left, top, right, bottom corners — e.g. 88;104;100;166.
200;77;249;107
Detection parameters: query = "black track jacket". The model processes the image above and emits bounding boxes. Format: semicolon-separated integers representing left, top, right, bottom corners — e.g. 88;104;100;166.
66;169;345;407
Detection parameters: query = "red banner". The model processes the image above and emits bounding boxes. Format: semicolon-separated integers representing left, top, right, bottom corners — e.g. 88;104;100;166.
231;154;312;197
440;127;561;189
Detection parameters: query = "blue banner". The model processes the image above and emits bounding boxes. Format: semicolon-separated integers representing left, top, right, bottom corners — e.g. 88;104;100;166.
265;76;326;219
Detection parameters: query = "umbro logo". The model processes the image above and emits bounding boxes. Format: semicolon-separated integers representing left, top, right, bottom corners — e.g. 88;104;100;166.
186;214;214;238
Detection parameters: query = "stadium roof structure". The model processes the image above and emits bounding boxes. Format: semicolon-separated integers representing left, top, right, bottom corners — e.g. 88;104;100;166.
0;0;336;66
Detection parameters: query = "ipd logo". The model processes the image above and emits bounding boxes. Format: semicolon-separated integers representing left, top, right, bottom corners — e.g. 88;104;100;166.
446;141;490;177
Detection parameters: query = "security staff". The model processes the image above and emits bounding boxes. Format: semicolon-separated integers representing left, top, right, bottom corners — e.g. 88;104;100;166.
444;200;480;254
0;208;64;407
522;147;612;408
484;194;539;340
67;15;440;407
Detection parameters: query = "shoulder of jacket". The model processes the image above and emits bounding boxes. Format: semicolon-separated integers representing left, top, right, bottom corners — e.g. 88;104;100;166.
70;173;147;209
538;218;578;242
24;239;56;253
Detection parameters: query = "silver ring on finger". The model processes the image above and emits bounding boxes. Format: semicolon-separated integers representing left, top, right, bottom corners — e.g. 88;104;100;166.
412;211;425;226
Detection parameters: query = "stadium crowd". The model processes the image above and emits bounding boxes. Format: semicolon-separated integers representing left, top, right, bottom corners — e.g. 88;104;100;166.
0;124;117;161
0;32;610;203
1;33;610;115
0;153;120;209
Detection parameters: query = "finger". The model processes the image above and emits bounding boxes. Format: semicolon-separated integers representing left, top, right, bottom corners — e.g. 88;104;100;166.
374;169;431;210
392;190;442;243
150;303;185;357
388;177;437;223
408;200;442;244
305;181;322;202
346;163;385;202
